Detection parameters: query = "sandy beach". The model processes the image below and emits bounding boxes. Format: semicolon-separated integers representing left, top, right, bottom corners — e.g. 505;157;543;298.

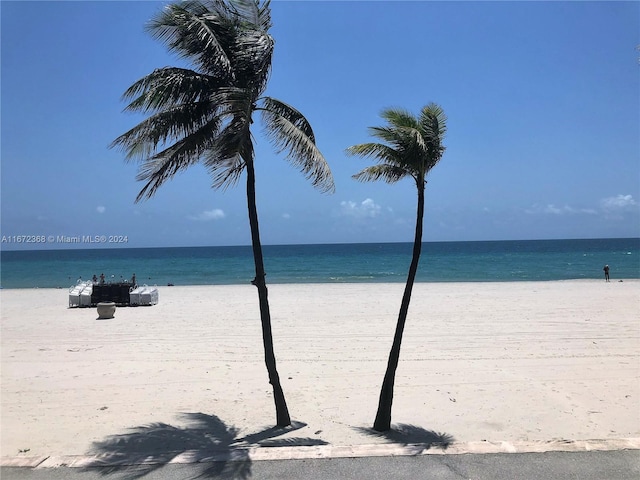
1;280;639;462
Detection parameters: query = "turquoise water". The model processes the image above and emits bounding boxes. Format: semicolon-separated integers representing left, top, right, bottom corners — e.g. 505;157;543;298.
1;238;638;289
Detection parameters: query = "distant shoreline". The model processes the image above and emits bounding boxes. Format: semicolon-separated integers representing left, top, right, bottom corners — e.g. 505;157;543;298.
2;238;638;288
0;277;636;292
1;236;638;253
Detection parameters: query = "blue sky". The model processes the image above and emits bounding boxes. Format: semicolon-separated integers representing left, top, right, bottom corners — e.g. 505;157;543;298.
2;0;639;250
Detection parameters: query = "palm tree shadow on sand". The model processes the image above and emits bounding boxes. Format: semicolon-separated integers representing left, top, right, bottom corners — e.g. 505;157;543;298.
354;424;454;455
83;412;327;479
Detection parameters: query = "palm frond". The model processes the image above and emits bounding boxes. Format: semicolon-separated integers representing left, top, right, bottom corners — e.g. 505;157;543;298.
381;108;419;130
110;102;217;161
352;164;410;184
231;29;274;96
367;126;402;146
133;122;221;201
345;142;399;164
420;103;447;139
260;97;334;193
202;115;253;190
200;86;256;189
218;0;274;84
230;0;272;30
147;1;273;84
207;153;246;190
113;84;255;162
121;67;220;113
113;0;331;205
377;108;430;159
260;97;315;141
347;103;447;184
367;125;426;157
419;103;447;169
147;1;237;78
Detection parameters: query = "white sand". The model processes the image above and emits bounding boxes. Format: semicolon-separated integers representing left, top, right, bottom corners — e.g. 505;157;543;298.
1;280;639;459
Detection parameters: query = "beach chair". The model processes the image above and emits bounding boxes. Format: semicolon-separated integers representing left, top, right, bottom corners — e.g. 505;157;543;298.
130;285;159;306
144;286;159;305
139;285;158;306
68;280;88;307
79;283;93;307
68;281;83;307
129;285;142;306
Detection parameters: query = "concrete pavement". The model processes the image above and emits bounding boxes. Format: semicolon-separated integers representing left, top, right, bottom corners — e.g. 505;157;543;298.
2;450;639;479
2;439;639;479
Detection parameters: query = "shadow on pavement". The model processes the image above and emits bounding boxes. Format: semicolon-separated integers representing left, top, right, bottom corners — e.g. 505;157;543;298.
354;423;454;454
83;412;327;479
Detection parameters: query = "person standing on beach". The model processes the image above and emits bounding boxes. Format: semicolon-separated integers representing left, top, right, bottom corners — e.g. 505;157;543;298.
603;264;610;282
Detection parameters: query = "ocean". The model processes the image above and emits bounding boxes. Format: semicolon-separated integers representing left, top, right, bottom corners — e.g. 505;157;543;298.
1;238;638;289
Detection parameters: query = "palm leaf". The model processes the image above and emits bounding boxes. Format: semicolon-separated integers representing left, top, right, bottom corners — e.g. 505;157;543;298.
133;120;221;201
352;164;410;184
115;0;331;200
110;102;217;161
260;97;334;193
122;67;221;113
147;1;237;78
419;103;447;169
200;86;256;189
206;153;246;190
260;97;315;141
381;108;419;130
347;104;447;184
203;115;253;190
345;142;399;164
231;29;273;95
231;0;272;30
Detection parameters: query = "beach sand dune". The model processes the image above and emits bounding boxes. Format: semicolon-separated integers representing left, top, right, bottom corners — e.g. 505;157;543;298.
1;280;638;458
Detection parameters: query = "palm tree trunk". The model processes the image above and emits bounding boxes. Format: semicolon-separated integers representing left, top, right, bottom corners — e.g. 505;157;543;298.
373;181;425;432
245;158;291;427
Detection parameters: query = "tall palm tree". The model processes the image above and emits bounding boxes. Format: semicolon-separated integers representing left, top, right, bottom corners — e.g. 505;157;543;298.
111;0;334;427
346;103;446;431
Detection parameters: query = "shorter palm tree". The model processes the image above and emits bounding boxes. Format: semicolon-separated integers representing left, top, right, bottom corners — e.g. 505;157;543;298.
346;103;447;431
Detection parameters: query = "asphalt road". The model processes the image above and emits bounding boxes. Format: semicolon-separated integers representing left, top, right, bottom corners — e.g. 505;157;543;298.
2;450;639;480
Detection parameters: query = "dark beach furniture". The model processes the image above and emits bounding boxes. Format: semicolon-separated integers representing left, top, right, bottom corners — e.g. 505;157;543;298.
90;282;131;306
